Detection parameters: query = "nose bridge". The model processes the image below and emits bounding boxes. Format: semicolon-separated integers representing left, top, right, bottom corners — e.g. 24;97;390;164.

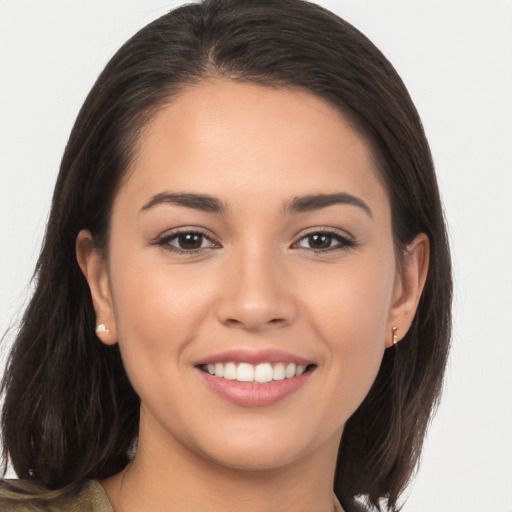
215;240;296;330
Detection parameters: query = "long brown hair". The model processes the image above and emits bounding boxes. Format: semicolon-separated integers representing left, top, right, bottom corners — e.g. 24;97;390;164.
1;1;452;510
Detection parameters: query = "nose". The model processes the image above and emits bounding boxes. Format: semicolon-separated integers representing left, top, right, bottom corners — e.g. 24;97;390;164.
215;248;297;331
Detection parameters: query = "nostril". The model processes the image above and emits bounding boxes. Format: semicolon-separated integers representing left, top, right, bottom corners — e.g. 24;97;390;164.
223;317;286;329
225;318;243;327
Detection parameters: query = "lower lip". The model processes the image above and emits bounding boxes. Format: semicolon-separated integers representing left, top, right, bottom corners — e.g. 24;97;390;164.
197;368;313;407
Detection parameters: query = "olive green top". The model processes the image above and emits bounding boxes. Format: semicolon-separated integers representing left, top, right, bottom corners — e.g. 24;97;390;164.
0;479;114;512
0;479;353;511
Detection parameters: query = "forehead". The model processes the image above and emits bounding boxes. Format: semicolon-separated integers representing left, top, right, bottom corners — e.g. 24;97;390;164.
119;78;389;216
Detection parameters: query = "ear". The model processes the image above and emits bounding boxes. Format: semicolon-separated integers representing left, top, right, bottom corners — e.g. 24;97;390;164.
386;233;430;347
76;229;117;345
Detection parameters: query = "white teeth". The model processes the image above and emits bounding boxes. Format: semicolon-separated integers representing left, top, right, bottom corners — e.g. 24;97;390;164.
223;362;237;380
285;363;296;379
254;363;273;383
214;362;224;378
273;363;286;381
296;365;306;376
203;361;309;382
237;363;254;382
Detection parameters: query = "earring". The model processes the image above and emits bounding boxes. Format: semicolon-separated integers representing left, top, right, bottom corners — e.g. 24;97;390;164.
392;326;399;345
96;324;110;334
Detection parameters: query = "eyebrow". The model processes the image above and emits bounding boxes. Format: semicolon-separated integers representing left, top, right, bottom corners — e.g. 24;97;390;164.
141;191;372;218
141;192;229;214
284;193;373;218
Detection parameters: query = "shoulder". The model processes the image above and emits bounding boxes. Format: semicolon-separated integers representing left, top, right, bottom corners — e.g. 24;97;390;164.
0;479;114;512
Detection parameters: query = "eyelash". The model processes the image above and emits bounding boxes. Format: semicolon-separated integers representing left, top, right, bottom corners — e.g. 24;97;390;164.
153;228;357;255
293;229;357;252
152;228;218;256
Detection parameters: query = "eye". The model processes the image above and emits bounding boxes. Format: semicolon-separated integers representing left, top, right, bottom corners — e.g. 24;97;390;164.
154;229;219;254
294;231;356;252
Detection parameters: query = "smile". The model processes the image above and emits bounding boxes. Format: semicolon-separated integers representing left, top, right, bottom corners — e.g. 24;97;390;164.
201;362;310;383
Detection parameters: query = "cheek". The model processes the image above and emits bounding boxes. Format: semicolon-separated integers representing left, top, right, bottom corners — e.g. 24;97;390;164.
301;254;394;343
108;250;217;376
112;245;213;321
299;255;395;413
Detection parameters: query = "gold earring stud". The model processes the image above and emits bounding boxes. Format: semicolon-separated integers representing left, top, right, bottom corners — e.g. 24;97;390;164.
96;324;110;334
392;326;399;345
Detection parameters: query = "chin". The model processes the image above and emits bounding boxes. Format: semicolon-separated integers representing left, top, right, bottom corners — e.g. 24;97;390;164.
202;444;308;472
190;424;337;473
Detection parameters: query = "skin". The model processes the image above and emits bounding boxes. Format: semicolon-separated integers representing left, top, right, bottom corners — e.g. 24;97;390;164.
77;79;429;512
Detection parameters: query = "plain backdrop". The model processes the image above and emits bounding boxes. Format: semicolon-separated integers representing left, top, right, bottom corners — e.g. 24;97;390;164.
1;1;511;511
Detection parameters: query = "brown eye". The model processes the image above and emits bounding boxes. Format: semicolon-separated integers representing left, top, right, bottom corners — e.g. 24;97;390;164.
176;233;204;250
295;231;356;252
156;230;218;253
307;234;333;250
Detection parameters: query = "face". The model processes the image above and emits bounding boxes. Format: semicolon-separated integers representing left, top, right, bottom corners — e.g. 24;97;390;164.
82;79;411;473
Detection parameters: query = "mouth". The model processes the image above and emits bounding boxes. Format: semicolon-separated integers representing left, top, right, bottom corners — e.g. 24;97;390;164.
195;353;317;407
198;361;317;383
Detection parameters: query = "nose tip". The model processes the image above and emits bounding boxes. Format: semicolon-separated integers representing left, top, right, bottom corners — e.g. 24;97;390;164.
215;264;296;331
221;305;289;331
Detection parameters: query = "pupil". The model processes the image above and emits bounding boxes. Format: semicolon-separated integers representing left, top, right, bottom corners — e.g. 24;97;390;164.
178;233;202;249
309;234;331;249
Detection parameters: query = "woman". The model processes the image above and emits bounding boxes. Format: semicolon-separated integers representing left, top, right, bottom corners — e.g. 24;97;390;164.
0;0;451;511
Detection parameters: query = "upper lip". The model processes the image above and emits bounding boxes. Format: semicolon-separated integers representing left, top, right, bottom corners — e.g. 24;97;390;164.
194;348;313;367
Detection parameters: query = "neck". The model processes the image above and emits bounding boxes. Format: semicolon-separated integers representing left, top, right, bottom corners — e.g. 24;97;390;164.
102;407;343;512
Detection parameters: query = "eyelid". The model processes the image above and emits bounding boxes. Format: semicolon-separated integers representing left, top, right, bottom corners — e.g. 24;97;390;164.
292;227;357;252
152;226;221;254
151;226;357;255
